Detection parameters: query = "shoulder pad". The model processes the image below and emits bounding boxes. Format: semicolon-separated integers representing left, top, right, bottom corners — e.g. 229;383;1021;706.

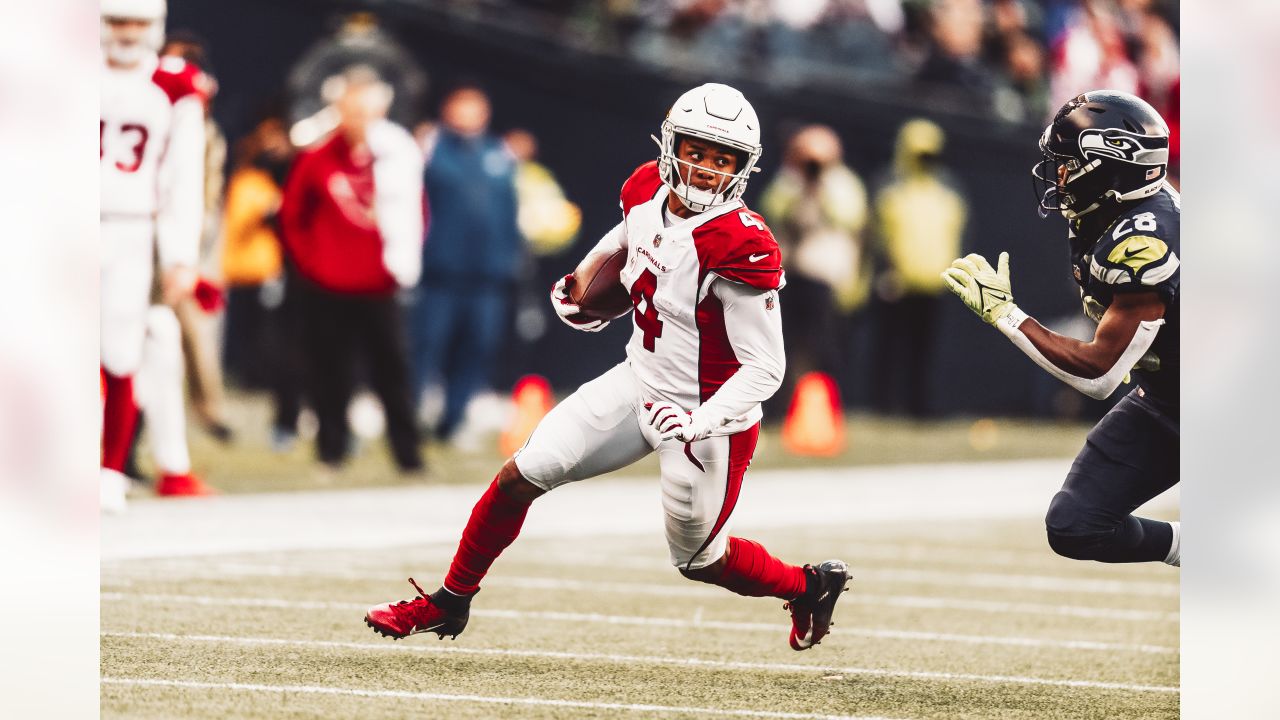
620;161;663;215
1090;212;1179;292
695;208;783;291
152;57;211;105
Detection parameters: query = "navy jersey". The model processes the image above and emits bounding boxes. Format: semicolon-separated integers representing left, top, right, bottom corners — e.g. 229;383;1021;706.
1068;185;1180;416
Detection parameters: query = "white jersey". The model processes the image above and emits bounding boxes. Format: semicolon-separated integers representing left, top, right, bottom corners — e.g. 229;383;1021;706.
594;161;786;435
101;54;207;269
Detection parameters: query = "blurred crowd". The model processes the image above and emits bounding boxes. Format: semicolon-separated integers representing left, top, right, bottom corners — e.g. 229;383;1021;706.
502;0;1179;130
139;1;1175;480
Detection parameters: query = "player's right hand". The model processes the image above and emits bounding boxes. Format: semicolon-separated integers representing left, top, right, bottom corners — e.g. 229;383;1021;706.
551;274;609;332
941;252;1016;325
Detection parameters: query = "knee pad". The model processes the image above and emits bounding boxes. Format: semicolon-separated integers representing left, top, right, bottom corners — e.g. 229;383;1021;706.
1044;491;1113;561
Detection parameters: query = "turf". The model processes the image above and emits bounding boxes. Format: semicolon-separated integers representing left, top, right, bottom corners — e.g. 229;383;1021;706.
102;515;1178;719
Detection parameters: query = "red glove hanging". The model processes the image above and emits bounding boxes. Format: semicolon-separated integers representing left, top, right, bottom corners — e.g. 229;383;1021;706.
192;277;225;313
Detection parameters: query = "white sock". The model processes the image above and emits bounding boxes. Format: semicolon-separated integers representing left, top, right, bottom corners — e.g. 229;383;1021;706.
1163;521;1180;567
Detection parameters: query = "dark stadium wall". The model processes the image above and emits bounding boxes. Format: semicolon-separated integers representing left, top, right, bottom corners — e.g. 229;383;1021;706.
171;0;1084;418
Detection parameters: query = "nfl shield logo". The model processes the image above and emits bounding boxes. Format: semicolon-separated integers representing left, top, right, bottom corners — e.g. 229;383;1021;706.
653;234;662;248
765;295;775;311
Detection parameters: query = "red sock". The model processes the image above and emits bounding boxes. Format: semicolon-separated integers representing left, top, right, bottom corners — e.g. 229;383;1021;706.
443;478;532;596
101;370;139;473
714;537;808;600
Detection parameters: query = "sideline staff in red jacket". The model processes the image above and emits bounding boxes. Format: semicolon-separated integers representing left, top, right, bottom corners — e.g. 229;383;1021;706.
279;65;424;472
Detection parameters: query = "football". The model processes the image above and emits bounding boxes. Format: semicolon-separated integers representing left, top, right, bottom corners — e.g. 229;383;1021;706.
567;248;632;323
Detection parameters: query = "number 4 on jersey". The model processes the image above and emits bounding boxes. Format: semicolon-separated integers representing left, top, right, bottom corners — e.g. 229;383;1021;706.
630;268;663;351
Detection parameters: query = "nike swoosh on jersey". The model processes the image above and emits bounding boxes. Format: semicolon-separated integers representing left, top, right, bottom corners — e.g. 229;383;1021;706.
748;253;769;263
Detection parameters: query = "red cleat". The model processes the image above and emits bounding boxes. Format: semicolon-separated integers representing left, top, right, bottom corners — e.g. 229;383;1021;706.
365;578;470;640
155;472;218;497
784;560;852;650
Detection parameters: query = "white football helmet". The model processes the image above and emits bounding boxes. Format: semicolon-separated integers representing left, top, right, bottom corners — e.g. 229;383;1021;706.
101;0;166;67
654;83;762;213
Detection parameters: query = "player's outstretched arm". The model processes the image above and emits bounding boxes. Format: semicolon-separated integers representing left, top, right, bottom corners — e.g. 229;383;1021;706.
942;252;1164;400
1016;292;1164;378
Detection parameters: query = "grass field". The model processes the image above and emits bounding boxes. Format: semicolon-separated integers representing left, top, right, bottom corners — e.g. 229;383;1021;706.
102;455;1179;719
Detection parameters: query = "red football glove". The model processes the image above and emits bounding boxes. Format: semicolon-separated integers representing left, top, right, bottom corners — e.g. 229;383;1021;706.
193;277;225;313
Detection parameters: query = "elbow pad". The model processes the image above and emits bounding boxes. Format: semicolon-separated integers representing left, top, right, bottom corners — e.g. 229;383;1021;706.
995;306;1163;400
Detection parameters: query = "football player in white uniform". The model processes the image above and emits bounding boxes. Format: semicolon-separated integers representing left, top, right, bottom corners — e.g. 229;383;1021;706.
367;84;852;651
100;0;210;507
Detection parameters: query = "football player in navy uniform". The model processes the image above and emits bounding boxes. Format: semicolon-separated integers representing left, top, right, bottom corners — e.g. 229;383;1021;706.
941;90;1180;567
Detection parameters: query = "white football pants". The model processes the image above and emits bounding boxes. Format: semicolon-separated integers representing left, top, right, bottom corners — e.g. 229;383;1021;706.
514;362;759;570
101;219;155;377
135;304;192;475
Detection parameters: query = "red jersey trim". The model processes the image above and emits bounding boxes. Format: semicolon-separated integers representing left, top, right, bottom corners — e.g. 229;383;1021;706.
693;208;783;292
620;161;664;216
694;291;740;403
682;425;760;571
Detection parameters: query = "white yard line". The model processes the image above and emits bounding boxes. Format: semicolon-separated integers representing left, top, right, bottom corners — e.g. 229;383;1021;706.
102;566;1179;623
99;593;1175;654
856;568;1176;597
100;676;897;720
101;632;1179;694
105;559;1178;597
848;593;1177;623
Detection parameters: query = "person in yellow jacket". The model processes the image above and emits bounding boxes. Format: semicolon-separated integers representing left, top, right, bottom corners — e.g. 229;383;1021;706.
220;113;302;449
759;124;870;412
504;128;581;257
871;118;968;418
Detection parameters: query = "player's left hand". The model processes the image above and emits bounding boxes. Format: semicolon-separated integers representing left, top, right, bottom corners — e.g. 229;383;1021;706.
941;252;1016;324
646;401;711;443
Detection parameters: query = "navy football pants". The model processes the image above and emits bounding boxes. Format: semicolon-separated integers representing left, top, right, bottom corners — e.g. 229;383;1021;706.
1045;390;1179;563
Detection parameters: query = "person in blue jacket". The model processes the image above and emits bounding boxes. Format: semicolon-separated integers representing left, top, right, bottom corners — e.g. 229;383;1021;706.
412;85;522;441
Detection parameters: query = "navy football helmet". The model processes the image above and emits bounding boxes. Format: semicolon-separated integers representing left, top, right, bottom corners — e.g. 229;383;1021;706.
1033;90;1170;218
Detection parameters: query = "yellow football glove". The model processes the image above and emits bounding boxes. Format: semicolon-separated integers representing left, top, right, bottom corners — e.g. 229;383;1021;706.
942;252;1016;325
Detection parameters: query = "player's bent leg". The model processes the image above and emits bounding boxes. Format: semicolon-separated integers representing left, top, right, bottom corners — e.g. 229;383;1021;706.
1044;392;1179;564
660;426;852;650
513;362;654;489
365;364;652;640
1045;485;1174;563
364;459;538;641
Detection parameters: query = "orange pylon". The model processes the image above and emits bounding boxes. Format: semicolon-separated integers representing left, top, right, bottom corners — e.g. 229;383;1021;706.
781;371;845;457
499;374;554;457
